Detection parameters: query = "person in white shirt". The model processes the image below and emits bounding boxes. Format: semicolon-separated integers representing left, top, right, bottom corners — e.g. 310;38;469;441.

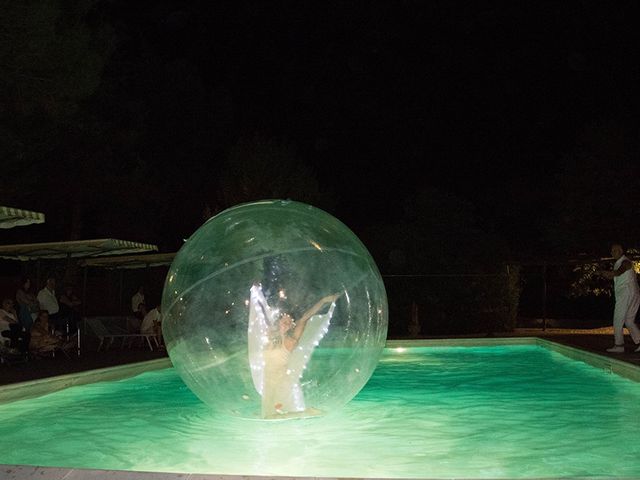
598;244;640;353
37;277;66;334
37;278;59;315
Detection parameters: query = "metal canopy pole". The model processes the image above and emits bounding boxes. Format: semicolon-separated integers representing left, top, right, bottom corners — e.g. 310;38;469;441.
542;263;548;331
82;267;88;317
118;270;124;315
36;259;41;290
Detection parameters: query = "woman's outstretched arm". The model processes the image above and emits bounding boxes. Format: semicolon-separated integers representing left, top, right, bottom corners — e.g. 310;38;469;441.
286;292;341;348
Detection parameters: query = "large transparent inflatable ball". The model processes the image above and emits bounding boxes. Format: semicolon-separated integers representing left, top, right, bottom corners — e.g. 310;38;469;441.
162;200;388;419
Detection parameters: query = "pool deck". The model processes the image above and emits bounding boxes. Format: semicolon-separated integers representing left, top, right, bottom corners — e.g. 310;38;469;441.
1;325;639;386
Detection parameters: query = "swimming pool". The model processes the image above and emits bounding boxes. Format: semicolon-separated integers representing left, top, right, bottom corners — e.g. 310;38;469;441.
1;337;640;479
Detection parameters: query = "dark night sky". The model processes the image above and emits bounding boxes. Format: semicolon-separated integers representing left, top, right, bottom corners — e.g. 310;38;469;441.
3;0;640;259
107;0;640;217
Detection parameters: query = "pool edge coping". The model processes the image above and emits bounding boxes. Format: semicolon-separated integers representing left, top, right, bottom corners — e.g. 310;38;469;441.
386;337;640;383
534;337;640;382
0;357;172;404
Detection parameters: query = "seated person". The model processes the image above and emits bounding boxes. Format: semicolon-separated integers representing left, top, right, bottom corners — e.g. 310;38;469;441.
59;285;81;332
0;298;29;353
140;304;163;345
131;286;145;320
29;310;76;357
15;277;39;329
0;298;17;347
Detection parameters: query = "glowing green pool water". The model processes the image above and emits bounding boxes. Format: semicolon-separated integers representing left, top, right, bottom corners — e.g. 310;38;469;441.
1;344;640;478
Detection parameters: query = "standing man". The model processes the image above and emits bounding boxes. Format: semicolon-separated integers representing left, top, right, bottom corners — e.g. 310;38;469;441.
37;277;65;334
598;244;640;353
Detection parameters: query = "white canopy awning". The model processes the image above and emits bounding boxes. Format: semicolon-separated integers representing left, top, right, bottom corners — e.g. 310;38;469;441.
79;252;176;270
0;238;157;261
0;205;45;229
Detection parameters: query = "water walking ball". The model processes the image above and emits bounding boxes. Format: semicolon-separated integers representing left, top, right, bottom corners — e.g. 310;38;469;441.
162;200;388;419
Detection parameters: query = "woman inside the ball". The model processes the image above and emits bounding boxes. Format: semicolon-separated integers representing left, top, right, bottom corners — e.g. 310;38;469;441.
249;285;340;418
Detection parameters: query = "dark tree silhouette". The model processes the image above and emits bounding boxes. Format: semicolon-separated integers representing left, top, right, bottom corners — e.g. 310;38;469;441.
545;120;640;256
216;135;337;212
